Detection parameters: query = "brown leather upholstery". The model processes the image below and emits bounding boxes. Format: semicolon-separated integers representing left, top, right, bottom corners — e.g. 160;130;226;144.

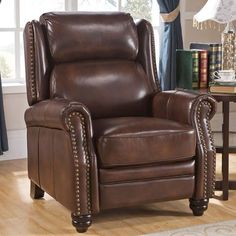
24;12;217;233
50;61;153;118
93;117;196;167
40;12;138;62
99;159;195;184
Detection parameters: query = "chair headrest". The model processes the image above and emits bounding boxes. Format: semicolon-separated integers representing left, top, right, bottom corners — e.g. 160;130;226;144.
40;12;139;62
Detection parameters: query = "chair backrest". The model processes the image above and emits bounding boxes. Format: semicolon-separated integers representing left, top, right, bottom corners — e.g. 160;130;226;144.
24;12;160;119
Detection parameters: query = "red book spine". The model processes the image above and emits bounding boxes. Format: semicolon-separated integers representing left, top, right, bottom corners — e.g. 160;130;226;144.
199;50;208;88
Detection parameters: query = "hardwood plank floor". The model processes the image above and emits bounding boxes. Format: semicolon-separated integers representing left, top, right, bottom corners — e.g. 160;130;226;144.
0;155;236;236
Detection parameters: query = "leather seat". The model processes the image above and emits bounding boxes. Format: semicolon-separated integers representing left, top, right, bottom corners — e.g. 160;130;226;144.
93;117;196;168
24;12;217;233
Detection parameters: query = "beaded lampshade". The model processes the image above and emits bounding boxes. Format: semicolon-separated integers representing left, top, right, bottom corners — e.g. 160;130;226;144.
193;0;236;71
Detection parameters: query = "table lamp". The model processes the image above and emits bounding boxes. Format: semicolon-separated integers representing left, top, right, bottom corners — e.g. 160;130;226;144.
193;0;236;71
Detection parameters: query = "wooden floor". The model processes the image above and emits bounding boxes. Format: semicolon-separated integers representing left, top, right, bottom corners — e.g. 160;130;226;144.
1;155;236;236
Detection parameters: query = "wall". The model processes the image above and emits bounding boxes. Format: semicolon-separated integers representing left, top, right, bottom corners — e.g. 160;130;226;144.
181;0;221;49
0;85;28;160
181;0;236;49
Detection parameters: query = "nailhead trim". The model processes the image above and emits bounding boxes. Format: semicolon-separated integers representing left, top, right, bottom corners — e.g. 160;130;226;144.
28;23;36;99
150;23;161;92
66;112;91;216
196;103;207;197
196;100;216;198
204;101;216;196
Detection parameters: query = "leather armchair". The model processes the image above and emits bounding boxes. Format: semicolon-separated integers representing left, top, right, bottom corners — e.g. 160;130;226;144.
24;12;217;233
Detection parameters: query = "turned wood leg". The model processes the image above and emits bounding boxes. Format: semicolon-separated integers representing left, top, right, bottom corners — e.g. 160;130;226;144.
189;198;209;216
30;181;44;199
71;213;92;233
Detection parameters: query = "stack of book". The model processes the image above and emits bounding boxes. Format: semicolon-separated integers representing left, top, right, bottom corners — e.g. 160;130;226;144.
209;81;236;93
176;43;222;90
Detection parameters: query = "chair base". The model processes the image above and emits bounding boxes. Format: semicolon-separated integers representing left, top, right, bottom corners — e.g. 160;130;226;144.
189;198;209;216
30;180;44;199
71;213;92;233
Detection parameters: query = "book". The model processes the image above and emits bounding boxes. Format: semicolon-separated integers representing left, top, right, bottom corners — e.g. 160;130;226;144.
216;44;222;72
190;43;222;85
209;85;236;93
209;80;236;93
191;50;199;89
176;49;199;90
198;50;208;89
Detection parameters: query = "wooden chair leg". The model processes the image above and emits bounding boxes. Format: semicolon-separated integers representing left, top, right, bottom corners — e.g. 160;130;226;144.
30;180;44;199
71;213;92;233
189;198;209;216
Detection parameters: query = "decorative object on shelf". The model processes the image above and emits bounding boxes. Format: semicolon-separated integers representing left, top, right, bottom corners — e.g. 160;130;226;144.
213;69;235;81
193;0;236;72
222;23;236;70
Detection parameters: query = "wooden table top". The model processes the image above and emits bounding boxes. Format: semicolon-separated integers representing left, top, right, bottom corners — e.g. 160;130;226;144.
197;89;236;102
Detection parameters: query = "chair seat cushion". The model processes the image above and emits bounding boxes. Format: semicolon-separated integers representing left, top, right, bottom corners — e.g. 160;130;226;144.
93;117;196;168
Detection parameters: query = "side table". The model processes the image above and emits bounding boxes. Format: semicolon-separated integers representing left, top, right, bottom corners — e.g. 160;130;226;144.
210;93;236;200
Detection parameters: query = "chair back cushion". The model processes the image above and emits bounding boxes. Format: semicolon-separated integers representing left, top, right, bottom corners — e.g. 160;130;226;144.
51;60;152;118
39;12;155;118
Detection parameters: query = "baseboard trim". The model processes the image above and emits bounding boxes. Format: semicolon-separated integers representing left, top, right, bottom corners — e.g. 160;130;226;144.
0;129;27;161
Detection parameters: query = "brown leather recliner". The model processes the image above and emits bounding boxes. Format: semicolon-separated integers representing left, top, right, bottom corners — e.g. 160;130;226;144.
24;12;216;233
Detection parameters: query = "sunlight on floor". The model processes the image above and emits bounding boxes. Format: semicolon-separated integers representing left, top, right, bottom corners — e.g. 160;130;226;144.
13;170;32;203
13;170;28;176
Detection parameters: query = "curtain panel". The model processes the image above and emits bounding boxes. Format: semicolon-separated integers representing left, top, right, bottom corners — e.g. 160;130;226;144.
0;75;8;155
156;0;183;90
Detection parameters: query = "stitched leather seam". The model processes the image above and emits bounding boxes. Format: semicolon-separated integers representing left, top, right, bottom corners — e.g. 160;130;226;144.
166;91;177;120
37;128;44;188
100;158;195;170
37;127;41;186
52;130;56;199
26;125;64;130
100;130;194;140
101;155;196;168
100;174;195;186
126;13;139;58
149;22;161;92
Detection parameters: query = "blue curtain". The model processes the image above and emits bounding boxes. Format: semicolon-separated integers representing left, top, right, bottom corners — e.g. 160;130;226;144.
156;0;183;90
0;75;8;155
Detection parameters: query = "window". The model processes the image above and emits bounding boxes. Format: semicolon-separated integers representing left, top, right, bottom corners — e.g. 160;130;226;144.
0;0;159;84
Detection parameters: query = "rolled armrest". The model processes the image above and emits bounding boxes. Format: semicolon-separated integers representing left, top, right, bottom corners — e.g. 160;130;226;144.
25;98;99;215
25;98;92;134
153;90;217;199
152;90;216;125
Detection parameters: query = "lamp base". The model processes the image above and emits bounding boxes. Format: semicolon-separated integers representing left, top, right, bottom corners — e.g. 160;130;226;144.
222;22;236;71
